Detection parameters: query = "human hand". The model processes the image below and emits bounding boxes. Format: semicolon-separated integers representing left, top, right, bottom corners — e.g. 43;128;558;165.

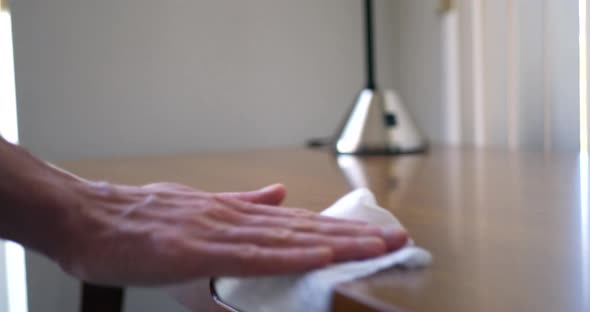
53;182;408;286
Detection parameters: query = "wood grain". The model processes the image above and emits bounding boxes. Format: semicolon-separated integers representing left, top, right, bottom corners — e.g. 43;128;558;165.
60;147;590;312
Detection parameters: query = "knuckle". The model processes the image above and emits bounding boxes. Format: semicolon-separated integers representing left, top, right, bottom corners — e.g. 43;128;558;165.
241;201;257;210
206;222;234;237
224;197;256;212
237;214;261;226
291;220;318;232
268;229;294;243
292;209;315;218
184;214;215;230
205;203;245;223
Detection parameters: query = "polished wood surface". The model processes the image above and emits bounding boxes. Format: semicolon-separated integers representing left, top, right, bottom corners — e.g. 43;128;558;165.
60;147;590;312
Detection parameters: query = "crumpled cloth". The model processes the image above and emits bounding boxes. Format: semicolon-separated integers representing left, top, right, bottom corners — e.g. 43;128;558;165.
213;188;432;312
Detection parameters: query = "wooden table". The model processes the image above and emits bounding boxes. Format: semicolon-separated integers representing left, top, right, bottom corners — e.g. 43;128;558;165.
61;147;590;312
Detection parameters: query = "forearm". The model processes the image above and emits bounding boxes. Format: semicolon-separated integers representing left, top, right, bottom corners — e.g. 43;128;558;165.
0;136;79;258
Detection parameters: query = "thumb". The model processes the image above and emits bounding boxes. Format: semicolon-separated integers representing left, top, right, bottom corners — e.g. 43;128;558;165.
217;184;287;206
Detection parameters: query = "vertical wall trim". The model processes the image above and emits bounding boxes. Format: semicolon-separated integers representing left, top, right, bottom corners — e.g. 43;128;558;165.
543;0;553;152
587;0;590;152
472;0;486;146
581;0;590;153
506;0;520;150
442;8;462;145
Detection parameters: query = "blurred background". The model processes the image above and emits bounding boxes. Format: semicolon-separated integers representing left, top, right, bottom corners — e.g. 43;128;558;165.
0;0;588;311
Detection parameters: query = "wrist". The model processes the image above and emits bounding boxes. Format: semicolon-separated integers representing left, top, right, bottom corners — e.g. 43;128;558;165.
0;142;83;260
27;171;87;261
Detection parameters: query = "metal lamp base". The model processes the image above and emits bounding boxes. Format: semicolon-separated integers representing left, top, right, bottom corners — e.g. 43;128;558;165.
333;88;427;155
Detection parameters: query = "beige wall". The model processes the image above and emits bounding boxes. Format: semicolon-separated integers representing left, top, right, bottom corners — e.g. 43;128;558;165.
389;0;443;143
11;0;400;161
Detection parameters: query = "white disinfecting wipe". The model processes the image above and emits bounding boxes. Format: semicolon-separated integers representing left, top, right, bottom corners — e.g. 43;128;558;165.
214;188;432;312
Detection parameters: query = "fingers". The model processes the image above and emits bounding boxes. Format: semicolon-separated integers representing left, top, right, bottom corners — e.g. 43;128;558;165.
202;226;387;262
241;215;408;251
213;196;408;251
192;242;334;275
216;184;287;206
214;195;367;226
124;184;407;278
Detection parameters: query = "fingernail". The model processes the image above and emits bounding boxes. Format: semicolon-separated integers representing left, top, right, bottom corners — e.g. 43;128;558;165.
380;225;408;249
380;224;402;236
